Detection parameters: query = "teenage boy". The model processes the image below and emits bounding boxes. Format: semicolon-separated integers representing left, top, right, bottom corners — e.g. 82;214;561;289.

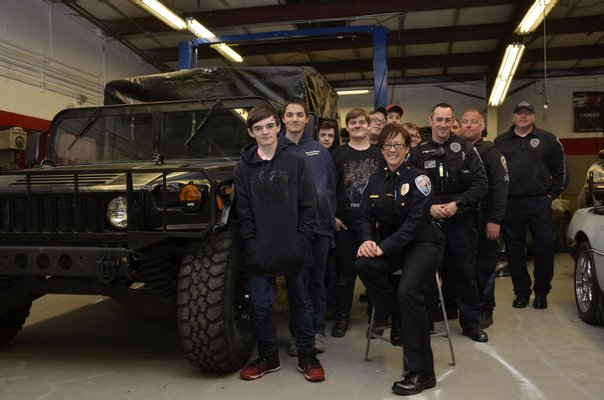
386;104;404;125
279;98;337;356
235;104;325;382
318;120;339;151
330;108;383;337
369;107;387;144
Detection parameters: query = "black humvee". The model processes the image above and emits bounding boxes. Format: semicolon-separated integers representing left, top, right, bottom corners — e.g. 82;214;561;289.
0;67;338;372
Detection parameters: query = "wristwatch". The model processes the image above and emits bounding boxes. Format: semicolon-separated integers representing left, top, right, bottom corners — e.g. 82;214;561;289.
455;199;463;209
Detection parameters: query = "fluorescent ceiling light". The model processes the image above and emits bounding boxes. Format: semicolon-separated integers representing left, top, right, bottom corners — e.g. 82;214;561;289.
186;18;243;63
131;0;186;30
336;89;370;96
488;43;525;107
515;0;558;34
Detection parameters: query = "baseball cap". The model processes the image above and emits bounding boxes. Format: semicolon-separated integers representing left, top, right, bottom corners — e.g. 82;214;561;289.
513;101;535;114
386;104;404;116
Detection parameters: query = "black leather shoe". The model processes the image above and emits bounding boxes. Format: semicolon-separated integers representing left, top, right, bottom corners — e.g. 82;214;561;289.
512;296;529;308
533;295;548;309
462;326;489;342
392;371;436;396
331;319;348;338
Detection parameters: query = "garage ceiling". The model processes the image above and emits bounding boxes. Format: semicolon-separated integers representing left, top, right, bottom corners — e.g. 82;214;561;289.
58;0;604;89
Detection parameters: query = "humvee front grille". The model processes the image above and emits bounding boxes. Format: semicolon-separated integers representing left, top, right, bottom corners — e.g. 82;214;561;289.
1;194;105;233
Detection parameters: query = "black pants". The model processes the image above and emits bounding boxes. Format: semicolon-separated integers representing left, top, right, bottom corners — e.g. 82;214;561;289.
437;213;481;329
355;225;444;373
333;229;361;321
476;210;499;313
501;196;554;298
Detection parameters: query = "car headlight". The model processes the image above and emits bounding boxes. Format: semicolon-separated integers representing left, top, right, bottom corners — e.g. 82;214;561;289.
107;195;128;229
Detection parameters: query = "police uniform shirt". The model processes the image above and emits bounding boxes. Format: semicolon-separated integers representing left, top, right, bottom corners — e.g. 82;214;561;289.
411;135;487;211
356;164;432;256
494;126;567;199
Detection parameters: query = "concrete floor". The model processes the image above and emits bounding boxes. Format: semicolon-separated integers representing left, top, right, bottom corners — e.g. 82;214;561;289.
1;252;603;400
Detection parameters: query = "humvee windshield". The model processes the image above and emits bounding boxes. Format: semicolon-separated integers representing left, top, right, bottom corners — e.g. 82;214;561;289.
50;98;269;165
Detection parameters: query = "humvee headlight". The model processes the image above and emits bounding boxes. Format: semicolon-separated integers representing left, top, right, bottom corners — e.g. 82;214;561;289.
180;183;202;209
107;195;128;228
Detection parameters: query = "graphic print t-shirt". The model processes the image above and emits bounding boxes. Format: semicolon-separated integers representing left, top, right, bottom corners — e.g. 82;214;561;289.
331;144;382;229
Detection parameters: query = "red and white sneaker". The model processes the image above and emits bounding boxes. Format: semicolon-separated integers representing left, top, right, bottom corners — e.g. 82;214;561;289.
297;349;325;382
240;352;281;380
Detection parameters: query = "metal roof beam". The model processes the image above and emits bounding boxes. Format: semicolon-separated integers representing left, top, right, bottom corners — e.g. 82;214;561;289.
105;0;511;36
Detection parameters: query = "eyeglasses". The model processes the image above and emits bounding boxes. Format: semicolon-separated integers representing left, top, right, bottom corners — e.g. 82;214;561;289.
370;118;386;125
382;143;406;150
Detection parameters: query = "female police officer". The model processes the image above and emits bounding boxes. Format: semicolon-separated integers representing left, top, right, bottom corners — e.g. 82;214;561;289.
354;123;445;396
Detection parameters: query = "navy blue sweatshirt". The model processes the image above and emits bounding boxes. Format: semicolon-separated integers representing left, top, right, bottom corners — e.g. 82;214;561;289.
279;131;337;237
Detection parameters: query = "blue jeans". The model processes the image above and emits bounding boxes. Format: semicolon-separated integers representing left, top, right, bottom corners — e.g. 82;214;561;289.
249;271;314;353
288;234;330;336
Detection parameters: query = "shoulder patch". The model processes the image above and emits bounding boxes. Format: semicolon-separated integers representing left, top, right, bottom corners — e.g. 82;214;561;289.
415;174;431;196
500;155;508;172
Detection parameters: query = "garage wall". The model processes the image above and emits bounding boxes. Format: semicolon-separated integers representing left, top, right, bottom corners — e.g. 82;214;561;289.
338;75;604;140
0;0;157;121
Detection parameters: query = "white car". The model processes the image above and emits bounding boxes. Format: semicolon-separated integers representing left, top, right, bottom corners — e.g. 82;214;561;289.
568;166;604;325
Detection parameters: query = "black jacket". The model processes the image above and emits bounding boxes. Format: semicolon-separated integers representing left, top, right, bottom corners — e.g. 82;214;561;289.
235;142;319;277
474;139;509;224
494;125;567;198
411;135;487;213
357;163;436;256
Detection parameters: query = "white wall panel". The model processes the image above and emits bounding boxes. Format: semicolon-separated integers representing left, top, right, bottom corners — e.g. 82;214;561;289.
0;0;156;121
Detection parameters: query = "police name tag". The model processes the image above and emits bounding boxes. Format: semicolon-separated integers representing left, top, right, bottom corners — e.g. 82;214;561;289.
424;160;436;169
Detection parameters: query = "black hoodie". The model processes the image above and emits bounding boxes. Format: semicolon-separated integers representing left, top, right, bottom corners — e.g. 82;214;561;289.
235;142;319;277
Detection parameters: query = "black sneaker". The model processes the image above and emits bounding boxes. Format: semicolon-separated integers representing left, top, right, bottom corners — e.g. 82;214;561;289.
331;319;349;338
240;352;281;380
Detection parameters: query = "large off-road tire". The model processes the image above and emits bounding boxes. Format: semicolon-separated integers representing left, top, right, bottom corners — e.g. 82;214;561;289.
575;241;604;325
177;230;254;372
0;302;32;346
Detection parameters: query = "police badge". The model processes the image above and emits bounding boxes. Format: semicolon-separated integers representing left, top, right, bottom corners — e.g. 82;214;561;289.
450;142;462;153
400;183;410;196
530;138;540;148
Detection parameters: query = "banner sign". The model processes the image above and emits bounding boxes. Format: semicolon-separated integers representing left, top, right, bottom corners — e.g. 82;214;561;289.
573;92;603;132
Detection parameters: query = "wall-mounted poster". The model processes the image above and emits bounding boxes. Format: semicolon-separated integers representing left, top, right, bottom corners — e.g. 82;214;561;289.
573;92;603;132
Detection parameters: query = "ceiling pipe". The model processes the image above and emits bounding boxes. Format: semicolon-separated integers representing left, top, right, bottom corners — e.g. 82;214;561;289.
60;0;171;73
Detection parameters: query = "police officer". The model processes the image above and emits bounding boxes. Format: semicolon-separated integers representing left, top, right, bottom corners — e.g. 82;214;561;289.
460;109;508;328
355;123;444;396
412;103;488;342
494;102;567;310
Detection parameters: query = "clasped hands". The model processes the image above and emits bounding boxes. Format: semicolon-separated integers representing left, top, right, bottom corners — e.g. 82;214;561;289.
357;240;384;258
430;201;458;219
